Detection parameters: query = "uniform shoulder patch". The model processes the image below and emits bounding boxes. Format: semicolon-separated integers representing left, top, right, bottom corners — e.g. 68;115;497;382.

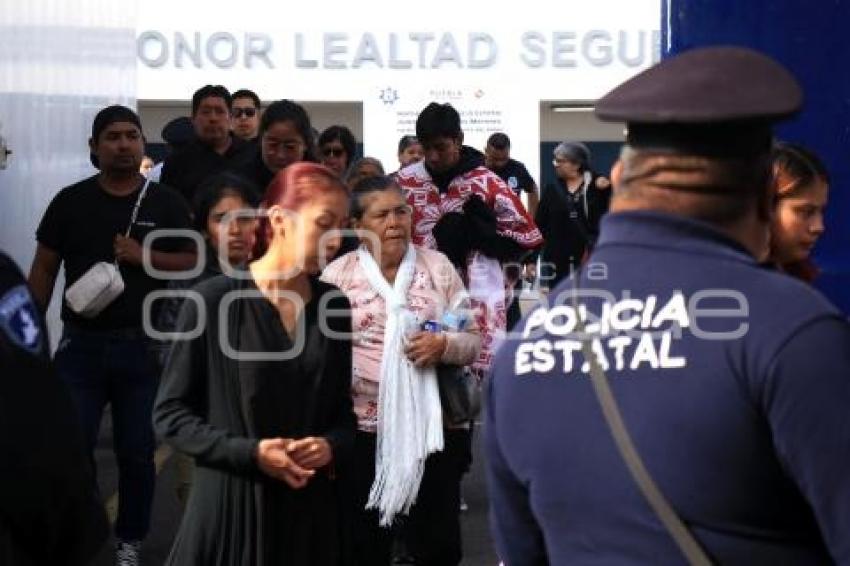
0;284;43;354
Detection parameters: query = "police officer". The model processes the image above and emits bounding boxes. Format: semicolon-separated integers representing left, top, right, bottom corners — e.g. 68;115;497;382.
0;250;107;564
486;46;850;564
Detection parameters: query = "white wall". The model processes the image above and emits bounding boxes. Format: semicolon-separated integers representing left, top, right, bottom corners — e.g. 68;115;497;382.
0;0;138;346
135;0;659;183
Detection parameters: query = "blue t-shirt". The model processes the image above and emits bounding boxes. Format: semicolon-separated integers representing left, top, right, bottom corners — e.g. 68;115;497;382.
486;211;850;565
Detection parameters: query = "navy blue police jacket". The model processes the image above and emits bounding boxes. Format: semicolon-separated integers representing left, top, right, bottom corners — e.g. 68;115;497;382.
486;211;850;565
0;251;107;564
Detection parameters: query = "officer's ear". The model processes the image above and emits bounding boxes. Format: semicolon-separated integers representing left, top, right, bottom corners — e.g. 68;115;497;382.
610;159;624;189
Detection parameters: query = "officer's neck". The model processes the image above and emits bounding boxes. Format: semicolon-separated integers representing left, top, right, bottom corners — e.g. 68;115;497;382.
611;198;768;259
724;216;770;261
98;170;144;196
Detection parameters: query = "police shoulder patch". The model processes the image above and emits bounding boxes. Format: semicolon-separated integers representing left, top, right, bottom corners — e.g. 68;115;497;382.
0;284;43;354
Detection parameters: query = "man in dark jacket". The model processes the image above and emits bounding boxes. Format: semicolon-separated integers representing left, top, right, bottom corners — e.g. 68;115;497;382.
396;102;543;373
160;85;253;203
487;46;850;565
0;250;108;565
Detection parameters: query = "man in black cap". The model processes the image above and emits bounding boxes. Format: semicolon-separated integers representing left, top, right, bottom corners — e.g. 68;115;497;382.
28;105;194;566
486;46;850;564
0;250;108;564
160;85;253;203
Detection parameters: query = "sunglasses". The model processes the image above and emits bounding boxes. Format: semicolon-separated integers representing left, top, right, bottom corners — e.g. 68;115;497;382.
232;107;257;118
322;147;346;158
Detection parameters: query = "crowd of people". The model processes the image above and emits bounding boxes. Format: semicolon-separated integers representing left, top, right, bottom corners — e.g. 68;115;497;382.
1;44;847;566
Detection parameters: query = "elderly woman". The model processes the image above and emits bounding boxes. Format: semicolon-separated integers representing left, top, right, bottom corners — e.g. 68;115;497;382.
321;175;480;566
768;142;830;282
345;156;385;190
535;141;611;289
154;162;355;566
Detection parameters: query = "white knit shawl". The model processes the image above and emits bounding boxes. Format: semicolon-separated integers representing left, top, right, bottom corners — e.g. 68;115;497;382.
358;244;444;526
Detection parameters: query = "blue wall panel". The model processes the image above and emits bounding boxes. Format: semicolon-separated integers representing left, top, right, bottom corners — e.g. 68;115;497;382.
664;0;850;312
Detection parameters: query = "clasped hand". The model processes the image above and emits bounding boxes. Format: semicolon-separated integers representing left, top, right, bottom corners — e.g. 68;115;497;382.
256;436;332;489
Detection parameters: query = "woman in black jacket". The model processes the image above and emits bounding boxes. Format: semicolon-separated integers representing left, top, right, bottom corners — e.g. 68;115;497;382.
154;162;355;566
535;141;611;290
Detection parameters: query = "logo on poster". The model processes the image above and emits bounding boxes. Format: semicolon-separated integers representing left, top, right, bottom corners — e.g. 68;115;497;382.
379;87;399;105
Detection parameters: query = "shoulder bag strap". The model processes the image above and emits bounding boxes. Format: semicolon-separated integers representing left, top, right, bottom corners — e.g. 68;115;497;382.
124;177;152;238
570;276;713;566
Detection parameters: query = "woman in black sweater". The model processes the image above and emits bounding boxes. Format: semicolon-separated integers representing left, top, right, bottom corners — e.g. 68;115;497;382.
154;162;355;566
535;141;611;290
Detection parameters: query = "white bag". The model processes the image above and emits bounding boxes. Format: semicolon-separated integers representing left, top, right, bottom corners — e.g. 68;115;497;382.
64;178;150;318
64;261;125;318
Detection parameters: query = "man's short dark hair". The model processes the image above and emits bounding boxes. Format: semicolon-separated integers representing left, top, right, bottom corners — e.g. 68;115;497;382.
232;89;261;109
487;132;511;150
192;85;232;115
416;102;462;143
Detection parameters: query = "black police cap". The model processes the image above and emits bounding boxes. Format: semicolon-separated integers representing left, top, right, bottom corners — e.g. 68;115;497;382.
595;46;803;157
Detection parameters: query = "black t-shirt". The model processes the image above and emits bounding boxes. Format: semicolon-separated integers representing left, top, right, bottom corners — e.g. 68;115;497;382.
36;175;192;331
490;158;536;196
161;136;253;203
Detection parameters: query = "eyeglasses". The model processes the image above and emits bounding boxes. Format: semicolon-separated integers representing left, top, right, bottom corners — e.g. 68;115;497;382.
322;147;346;158
232;107;257;118
552;158;576;167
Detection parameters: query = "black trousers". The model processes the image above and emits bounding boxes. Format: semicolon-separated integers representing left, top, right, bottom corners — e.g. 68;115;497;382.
351;429;471;566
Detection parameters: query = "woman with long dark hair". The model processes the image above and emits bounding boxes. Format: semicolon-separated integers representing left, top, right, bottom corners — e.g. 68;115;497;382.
154;162;355;565
768;142;830;283
236;99;318;191
155;172;261;505
318;125;357;178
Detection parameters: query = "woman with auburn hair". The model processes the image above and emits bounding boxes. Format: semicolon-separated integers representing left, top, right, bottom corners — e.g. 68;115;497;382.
769;142;830;282
154;162;356;565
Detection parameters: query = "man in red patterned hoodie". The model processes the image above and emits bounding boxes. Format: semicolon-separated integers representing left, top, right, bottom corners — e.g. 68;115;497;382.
396;102;543;375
